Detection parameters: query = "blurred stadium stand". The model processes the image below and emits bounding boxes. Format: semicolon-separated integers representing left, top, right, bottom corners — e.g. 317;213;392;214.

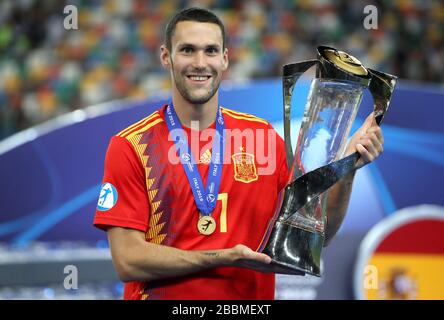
1;0;443;138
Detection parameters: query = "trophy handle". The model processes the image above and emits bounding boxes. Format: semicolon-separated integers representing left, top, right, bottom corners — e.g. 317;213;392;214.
336;70;398;175
283;60;318;169
367;69;398;125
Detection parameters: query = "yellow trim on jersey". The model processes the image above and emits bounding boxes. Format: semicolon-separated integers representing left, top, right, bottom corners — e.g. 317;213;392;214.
223;113;268;125
125;118;164;140
221;107;268;125
221;107;256;118
116;111;160;137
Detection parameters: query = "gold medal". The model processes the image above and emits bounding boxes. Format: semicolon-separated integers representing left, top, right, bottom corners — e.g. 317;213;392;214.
197;215;216;235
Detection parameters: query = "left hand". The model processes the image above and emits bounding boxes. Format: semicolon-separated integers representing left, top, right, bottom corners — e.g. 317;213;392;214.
344;112;384;170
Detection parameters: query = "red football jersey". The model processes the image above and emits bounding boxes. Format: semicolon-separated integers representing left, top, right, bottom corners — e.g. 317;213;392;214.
94;105;289;300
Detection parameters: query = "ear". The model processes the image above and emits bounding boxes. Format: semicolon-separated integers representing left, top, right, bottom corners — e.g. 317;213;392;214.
222;47;229;71
160;45;171;70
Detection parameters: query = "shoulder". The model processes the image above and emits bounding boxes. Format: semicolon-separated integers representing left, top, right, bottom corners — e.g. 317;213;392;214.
115;107;165;146
105;107;165;162
221;106;270;129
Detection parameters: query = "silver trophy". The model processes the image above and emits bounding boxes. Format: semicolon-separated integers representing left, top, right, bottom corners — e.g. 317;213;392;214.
255;46;397;276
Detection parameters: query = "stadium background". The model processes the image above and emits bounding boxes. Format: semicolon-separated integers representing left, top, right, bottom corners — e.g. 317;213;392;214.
0;0;443;299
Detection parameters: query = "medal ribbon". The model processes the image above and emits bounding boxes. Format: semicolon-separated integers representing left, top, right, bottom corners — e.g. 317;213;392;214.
165;104;225;216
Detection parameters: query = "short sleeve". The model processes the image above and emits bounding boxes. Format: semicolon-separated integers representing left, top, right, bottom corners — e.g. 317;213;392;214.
93;136;150;232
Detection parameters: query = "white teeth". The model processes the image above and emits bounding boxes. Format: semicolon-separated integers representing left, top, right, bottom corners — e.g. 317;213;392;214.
189;76;208;81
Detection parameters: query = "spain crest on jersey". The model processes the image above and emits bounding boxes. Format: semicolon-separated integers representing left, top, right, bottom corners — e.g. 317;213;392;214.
232;152;258;183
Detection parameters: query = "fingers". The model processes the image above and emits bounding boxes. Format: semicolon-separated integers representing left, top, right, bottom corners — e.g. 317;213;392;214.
369;131;384;154
367;126;384;146
233;244;272;264
361;126;384;155
361;112;375;131
241;253;272;265
353;113;376;143
255;253;272;264
352;112;385;169
361;135;380;156
356;143;375;165
240;247;272;264
355;131;384;168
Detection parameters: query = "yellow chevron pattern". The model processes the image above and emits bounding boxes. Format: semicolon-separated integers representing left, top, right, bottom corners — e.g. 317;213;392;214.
146;222;165;239
151;200;161;214
147;177;155;190
150;211;162;226
124;120;168;246
148;189;158;202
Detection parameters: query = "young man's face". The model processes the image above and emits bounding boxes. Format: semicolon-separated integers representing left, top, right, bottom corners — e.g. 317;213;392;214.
161;21;228;105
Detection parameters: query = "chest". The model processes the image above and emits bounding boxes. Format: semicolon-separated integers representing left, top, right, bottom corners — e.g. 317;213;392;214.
142;126;280;248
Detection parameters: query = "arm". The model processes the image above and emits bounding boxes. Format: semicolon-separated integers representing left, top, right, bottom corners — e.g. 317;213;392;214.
324;171;355;246
324;113;384;245
108;227;272;282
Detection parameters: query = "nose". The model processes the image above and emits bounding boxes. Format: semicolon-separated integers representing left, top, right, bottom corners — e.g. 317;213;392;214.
192;50;207;69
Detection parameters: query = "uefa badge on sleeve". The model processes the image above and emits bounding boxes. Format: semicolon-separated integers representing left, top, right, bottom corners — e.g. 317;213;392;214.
97;182;118;211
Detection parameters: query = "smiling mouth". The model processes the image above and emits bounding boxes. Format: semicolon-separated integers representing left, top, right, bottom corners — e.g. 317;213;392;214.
187;75;211;82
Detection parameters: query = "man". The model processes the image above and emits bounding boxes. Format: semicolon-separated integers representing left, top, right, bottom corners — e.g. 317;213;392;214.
93;8;384;300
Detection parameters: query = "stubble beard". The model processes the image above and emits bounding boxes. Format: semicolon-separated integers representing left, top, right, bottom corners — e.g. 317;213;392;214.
171;62;221;105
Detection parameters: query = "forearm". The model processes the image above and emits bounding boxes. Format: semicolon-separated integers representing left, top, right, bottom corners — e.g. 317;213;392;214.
119;241;229;282
107;227;270;282
322;113;385;245
324;170;356;246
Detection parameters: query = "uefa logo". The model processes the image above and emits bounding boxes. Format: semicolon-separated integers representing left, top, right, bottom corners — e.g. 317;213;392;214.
181;153;191;163
206;193;216;203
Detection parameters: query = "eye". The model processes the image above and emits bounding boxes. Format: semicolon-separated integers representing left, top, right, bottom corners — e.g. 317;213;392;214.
181;46;194;54
206;47;219;55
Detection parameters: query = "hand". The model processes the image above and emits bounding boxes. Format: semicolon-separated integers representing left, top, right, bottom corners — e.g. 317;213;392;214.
227;244;272;271
344;112;384;170
227;245;304;275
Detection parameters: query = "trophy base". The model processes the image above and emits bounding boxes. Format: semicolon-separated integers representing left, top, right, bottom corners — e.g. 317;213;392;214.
261;221;324;277
243;259;306;276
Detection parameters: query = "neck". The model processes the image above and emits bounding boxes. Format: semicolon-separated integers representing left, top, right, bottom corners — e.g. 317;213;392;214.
172;92;219;130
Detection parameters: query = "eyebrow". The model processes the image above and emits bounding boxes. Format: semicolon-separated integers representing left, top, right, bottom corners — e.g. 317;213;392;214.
177;43;222;49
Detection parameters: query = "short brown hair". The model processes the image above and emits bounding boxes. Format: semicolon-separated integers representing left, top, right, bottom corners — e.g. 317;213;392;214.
164;7;226;51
